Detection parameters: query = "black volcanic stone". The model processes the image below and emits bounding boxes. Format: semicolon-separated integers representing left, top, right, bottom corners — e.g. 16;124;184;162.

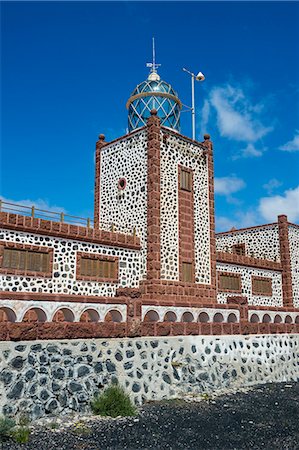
132;383;141;393
0;369;13;385
115;352;123;361
78;365;90;377
94;362;103;373
40;389;51;401
162;373;171;384
25;369;36;381
106;361;116;373
52;367;65;380
126;350;135;358
45;399;59;413
7;380;24;399
10;356;25;370
69;381;83;393
31;344;42;352
124;362;133;370
15;345;26;352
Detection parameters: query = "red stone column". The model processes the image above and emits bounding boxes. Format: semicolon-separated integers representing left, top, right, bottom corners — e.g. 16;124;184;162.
94;134;106;229
178;166;195;281
278;215;293;306
202;134;217;300
146;110;161;281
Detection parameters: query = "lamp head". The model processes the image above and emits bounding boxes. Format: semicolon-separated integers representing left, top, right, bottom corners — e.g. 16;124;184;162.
196;71;205;81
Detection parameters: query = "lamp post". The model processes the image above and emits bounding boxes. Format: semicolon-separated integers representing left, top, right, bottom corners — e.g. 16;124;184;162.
183;68;205;141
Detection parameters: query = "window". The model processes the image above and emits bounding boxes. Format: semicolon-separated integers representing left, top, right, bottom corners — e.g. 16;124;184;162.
2;248;50;273
118;178;126;190
232;243;245;256
79;256;118;281
181;262;193;282
252;277;272;296
180;168;192;192
218;273;241;292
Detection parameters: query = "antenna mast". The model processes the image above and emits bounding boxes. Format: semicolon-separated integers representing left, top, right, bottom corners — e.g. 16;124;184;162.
146;37;161;78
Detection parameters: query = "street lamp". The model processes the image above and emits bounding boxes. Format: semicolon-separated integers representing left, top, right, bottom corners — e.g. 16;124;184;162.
183;68;205;141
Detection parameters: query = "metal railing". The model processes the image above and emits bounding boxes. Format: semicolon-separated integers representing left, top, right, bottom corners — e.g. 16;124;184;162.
0;200;93;227
0;200;137;236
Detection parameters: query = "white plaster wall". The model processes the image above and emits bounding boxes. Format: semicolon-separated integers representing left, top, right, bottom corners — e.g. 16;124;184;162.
216;263;283;307
1;335;298;419
160;132;210;284
216;225;280;262
289;225;299;307
99;130;148;279
0;229;141;297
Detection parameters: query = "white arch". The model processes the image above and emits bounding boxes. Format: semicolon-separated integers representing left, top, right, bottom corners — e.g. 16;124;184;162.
182;312;194;323
21;307;48;323
285;315;293;324
262;314;271;323
80;308;100;322
227;312;238;323
213;313;224;323
51;307;75;322
163;311;177;322
198;312;210;323
274;314;282;323
144;310;159;322
250;313;259;323
105;309;123;323
0;307;17;322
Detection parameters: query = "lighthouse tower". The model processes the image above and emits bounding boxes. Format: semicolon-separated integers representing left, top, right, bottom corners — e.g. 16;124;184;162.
94;51;216;305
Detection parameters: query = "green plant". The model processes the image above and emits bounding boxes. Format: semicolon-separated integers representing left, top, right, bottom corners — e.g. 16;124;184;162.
72;421;90;435
49;421;59;430
0;416;15;442
11;426;30;444
18;413;30;427
201;392;212;401
91;384;137;418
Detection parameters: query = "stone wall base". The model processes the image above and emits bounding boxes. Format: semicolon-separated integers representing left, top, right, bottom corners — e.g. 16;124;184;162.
0;334;298;420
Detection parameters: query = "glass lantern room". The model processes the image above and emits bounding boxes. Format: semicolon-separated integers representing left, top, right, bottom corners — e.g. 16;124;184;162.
126;69;182;132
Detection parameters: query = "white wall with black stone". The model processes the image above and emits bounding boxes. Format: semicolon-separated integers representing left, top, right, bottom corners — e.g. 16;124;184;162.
216;225;280;261
0;229;141;297
1;334;298;420
216;263;283;307
99;131;148;279
288;225;299;308
160;132;211;284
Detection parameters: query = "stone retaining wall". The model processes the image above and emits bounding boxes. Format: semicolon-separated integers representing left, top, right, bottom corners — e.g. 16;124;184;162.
0;334;298;420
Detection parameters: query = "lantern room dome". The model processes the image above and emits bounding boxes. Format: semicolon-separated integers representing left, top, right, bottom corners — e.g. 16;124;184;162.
126;71;182;132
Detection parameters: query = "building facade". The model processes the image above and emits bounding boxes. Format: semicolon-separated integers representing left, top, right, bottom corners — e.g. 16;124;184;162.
1;67;298;340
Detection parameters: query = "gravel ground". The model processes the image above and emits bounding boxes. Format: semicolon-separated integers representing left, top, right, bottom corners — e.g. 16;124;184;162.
1;382;298;450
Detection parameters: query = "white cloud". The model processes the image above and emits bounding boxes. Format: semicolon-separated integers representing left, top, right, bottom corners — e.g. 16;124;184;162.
263;178;283;194
216;216;236;231
258;186;299;222
0;196;66;215
199;99;210;136
209;84;273;143
214;176;246;196
279;131;299;152
216;209;259;232
232;143;265;160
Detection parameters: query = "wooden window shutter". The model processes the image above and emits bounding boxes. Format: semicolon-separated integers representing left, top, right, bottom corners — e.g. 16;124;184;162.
182;262;193;282
219;273;240;291
2;247;50;273
180;168;192;192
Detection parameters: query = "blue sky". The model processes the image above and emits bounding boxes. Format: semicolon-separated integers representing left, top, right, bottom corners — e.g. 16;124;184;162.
1;1;299;230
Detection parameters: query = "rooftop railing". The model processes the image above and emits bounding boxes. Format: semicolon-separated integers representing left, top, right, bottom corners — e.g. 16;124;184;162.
0;200;136;235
